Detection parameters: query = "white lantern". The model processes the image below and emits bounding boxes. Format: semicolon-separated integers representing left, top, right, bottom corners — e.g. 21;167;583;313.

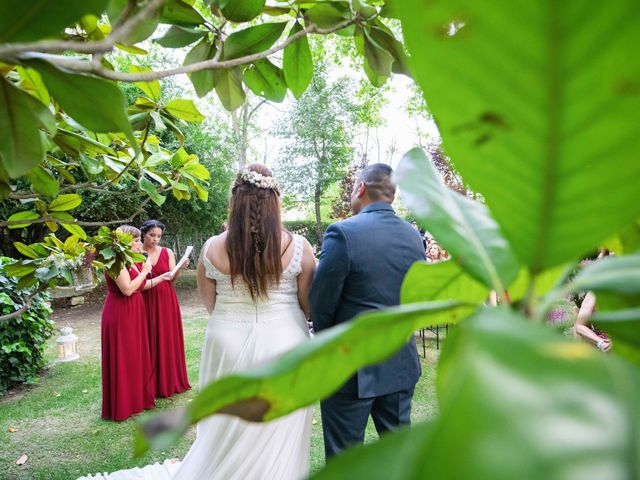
56;326;79;362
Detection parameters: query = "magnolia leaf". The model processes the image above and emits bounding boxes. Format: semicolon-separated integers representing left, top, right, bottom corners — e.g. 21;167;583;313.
161;0;205;26
223;22;288;60
182;163;210;180
397;0;640;272
16;66;50;105
183;38;217;98
6;211;39;229
61;223;87;240
0;77;47;177
401;261;489;325
243;59;287;102
164;99;205;122
13;242;39;259
135;301;462;454
396;147;519;291
48;193;82;212
130;65;161;101
155;25;204;48
305;3;349;29
0;0;108;43
26;59;136;146
214;68;246;111
283;22;313;99
27;166;59;198
218;0;265;22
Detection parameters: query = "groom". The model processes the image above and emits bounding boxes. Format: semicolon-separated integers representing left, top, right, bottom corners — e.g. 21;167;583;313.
310;163;425;459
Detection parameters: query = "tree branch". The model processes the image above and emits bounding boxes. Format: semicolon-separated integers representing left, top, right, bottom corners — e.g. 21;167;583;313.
7;19;356;82
0;0;165;60
0;285;47;323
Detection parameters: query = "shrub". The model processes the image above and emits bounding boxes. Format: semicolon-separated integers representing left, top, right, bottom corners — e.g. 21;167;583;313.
0;257;54;394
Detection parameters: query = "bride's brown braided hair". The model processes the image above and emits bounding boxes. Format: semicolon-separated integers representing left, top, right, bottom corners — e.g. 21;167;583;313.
226;163;286;300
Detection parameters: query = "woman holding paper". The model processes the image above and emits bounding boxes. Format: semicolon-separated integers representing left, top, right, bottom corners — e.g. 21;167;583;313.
141;219;191;398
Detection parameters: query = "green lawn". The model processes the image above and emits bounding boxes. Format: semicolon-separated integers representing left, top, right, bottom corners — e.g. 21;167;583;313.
0;316;439;480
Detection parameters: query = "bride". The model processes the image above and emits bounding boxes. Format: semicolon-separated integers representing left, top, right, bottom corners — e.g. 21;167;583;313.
82;164;316;480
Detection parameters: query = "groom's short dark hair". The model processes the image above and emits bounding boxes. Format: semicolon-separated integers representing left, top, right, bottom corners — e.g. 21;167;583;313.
358;163;395;201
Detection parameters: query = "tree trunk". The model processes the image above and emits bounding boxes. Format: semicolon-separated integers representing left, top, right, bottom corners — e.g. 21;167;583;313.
314;183;322;251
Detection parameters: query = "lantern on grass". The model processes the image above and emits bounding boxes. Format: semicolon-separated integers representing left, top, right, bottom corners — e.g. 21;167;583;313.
56;326;79;362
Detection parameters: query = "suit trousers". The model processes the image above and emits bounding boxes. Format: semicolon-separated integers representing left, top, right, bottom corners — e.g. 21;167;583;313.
320;386;415;459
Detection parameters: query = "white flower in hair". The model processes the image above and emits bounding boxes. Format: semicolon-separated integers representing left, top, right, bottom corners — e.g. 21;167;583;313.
240;170;279;190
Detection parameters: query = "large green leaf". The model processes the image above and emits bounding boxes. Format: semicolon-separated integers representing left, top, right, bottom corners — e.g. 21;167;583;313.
223;22;288;60
135;301;464;453
164;99;205;122
401;261;489;325
396;147;519;292
362;28;393;79
214;68;246;111
218;0;265;22
16;66;50;105
155;25;205;48
61;222;87;239
130;65;161;101
283;22;313;99
315;308;640;479
27;166;59;197
304;3;349;29
0;77;49;177
183;39;217;98
369;21;409;76
398;0;640;272
161;0;205;26
244;59;287;102
0;0;108;43
27;59;135;140
6;211;39;228
139;177;166;206
49;193;82;212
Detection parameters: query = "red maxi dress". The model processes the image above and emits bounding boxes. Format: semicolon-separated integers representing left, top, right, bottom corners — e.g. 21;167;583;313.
143;247;191;398
101;267;155;421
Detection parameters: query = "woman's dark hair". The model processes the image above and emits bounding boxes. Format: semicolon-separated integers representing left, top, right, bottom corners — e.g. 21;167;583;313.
140;219;166;238
226;163;285;301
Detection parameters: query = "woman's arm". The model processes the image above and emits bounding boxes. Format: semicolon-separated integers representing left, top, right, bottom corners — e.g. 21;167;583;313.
197;241;217;314
297;238;317;319
114;259;152;296
141;271;173;290
574;292;612;351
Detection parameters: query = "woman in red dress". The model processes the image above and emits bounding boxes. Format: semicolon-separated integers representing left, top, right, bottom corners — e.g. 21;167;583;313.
101;225;167;421
140;219;191;398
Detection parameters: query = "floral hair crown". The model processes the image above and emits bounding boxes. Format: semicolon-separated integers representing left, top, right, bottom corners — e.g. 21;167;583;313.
239;170;279;191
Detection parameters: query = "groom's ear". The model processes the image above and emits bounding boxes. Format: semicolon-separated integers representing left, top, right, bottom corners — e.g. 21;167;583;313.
355;181;367;198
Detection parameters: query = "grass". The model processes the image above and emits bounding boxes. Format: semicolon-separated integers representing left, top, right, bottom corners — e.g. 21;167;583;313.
0;314;439;480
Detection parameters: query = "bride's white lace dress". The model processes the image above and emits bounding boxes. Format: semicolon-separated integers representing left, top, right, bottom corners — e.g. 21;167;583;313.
80;234;312;480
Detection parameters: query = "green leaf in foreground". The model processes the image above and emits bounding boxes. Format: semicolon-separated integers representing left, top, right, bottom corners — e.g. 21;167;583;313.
401;261;489;325
396;147;519;292
26;59;133;137
135;300;464;454
0;77;51;177
315;308;640;479
398;0;640;271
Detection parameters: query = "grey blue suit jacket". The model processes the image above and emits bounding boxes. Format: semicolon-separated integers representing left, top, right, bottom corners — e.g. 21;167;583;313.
310;201;425;398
